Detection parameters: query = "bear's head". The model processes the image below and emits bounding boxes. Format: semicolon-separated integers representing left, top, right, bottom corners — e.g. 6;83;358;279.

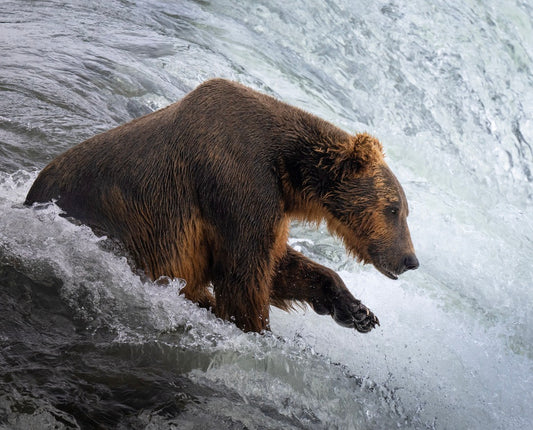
315;133;419;279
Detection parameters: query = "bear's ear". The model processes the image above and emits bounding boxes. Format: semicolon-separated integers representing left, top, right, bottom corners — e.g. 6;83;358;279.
319;132;384;179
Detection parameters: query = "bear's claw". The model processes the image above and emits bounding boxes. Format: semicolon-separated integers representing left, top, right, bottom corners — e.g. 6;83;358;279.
331;297;380;333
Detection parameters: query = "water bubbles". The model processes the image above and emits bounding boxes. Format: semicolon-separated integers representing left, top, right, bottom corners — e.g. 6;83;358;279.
2;0;533;427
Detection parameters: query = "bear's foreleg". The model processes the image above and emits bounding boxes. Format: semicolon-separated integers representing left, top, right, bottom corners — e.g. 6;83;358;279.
179;282;216;310
212;268;272;333
271;246;379;333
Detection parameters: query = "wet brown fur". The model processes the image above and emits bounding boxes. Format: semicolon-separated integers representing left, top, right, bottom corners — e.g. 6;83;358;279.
25;79;416;333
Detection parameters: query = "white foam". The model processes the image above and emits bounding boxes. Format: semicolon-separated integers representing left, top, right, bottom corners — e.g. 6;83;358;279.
1;169;532;428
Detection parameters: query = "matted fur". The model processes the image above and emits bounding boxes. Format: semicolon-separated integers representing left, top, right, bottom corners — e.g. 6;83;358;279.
25;79;417;333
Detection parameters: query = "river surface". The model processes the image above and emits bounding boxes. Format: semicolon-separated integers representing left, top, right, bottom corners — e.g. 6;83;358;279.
1;1;532;429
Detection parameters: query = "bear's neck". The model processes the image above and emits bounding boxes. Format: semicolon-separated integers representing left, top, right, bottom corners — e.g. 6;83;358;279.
276;109;351;224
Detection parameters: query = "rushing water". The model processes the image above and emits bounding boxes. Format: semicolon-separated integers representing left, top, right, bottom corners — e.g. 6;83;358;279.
1;0;532;429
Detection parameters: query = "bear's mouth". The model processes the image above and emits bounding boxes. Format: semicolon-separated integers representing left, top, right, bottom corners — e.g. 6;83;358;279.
378;267;398;280
367;248;401;281
374;263;399;280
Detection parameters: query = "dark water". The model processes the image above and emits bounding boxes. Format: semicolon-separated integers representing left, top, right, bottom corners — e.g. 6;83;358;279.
1;1;532;429
0;263;316;429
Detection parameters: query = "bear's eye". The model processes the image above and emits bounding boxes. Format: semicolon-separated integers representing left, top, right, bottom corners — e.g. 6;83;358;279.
389;206;400;216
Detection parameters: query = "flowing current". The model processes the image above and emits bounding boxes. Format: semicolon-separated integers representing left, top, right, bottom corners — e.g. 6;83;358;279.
1;1;532;429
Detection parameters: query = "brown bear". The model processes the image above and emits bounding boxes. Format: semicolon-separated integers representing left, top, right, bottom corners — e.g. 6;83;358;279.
25;78;418;333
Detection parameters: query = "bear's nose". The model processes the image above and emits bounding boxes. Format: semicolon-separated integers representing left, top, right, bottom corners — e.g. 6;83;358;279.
403;254;419;271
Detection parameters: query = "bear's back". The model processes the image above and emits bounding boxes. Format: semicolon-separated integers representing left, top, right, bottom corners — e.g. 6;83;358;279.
24;80;304;237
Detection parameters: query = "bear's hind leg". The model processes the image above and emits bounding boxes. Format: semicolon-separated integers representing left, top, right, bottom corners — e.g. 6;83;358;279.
271;246;379;333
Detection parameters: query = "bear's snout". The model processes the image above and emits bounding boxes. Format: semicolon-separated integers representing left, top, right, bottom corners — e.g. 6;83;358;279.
402;254;419;272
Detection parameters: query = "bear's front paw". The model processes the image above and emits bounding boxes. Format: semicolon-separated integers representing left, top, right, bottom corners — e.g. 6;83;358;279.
331;295;380;333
